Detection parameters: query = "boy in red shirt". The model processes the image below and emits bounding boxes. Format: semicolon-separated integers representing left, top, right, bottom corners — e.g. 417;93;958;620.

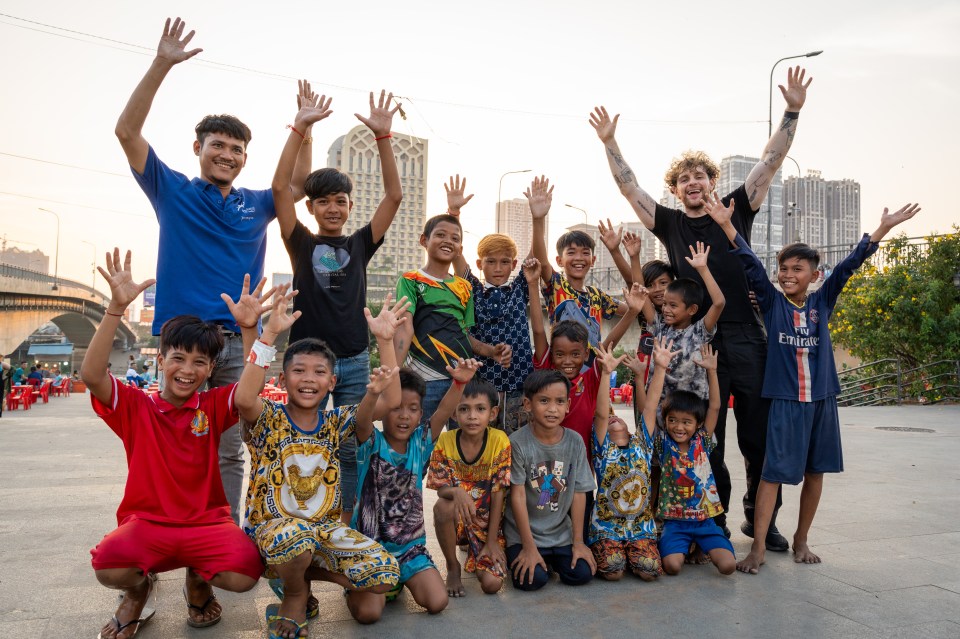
83;249;272;639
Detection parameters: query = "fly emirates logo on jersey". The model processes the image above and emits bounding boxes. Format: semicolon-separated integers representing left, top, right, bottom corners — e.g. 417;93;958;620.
778;309;820;349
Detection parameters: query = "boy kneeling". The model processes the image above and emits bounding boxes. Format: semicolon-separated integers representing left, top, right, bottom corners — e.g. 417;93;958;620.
85;251;265;639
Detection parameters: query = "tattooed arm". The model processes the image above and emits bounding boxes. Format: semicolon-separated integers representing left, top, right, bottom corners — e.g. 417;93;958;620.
589;106;657;230
743;66;812;211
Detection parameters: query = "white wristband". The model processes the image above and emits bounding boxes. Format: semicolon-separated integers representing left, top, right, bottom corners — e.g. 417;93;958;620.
247;340;277;369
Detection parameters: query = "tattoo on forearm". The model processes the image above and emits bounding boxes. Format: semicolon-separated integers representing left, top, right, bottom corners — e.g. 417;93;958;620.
778;117;797;149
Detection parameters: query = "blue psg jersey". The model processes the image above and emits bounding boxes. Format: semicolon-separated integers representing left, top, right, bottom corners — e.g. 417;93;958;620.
729;234;878;402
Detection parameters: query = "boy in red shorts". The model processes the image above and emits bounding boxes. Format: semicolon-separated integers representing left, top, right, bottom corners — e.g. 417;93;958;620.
82;249;273;639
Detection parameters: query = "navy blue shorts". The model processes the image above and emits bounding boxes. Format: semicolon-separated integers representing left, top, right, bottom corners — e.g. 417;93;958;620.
763;396;843;485
658;519;734;557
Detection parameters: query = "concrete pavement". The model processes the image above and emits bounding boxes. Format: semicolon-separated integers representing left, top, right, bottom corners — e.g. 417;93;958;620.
1;393;958;638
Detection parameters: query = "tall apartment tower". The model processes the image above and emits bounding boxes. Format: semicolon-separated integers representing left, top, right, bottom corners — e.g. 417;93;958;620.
327;126;428;297
783;171;860;250
716;155;784;268
495;198;543;274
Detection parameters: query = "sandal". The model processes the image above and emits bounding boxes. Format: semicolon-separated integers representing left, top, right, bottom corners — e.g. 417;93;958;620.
267;578;319;619
266;603;308;638
97;574;157;639
182;585;222;628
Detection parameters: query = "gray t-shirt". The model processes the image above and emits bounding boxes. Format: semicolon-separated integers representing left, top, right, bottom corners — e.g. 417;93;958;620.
503;426;597;548
651;316;715;402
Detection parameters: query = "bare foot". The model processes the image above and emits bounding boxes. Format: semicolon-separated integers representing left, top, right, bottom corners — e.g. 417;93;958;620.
793;539;821;564
684;544;711;565
99;575;153;639
445;565;465;597
184;569;222;627
736;549;765;575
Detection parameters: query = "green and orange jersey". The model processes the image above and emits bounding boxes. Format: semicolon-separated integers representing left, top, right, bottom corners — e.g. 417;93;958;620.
397;270;475;381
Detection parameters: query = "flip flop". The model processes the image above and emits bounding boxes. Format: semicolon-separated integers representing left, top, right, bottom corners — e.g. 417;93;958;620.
267;578;319;619
97;574;158;639
266;603;308;638
183;585;222;628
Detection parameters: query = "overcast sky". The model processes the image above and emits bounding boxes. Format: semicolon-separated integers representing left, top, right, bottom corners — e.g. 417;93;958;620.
1;0;956;293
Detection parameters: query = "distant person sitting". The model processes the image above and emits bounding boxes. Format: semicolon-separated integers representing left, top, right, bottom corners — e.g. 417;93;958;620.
126;366;146;388
27;367;44;386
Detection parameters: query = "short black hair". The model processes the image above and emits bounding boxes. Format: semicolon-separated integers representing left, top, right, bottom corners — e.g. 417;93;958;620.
778;243;821;270
556;230;595;254
283;338;336;371
195;114;252;146
399;368;426;400
642;260;675;286
423;214;463;239
666;278;703;308
523;369;572;398
461;379;498;408
304;168;354;200
159;315;224;361
550;320;589;348
661;390;707;425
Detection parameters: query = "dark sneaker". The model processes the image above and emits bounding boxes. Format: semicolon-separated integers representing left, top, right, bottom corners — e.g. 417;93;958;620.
740;521;789;552
721;524;732;539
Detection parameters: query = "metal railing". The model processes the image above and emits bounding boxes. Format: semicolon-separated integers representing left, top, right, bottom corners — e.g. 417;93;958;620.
0;262;108;299
837;358;960;406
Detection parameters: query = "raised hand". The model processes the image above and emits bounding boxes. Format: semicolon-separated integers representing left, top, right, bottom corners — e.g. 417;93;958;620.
522;257;542;286
364;293;412;340
703;191;735;228
294;79;333;127
524;175;553;220
623;282;649;315
98;248;156;311
156;17;202;65
366;365;400;395
221;275;280;329
694;343;718;371
447;358;482;384
598;218;623;252
685;241;711;270
622;353;646;376
778;65;813;112
622;231;642;257
879;203;921;231
651;336;681;370
355;89;399;138
596;342;626;375
261;284;301;336
589;106;619;143
444;174;474;215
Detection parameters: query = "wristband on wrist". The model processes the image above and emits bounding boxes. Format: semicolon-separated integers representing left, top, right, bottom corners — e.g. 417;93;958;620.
453;379;467;388
783;111;800;120
374;134;392;141
247;339;278;369
287;124;305;139
104;310;123;317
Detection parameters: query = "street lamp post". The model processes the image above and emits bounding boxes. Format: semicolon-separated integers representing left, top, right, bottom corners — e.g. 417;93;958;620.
564;204;589;227
37;208;61;291
765;50;822;271
783;156;802;242
80;240;96;297
497;170;531;231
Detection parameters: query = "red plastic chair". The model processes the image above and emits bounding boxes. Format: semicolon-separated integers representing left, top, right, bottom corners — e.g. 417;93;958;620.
6;387;31;411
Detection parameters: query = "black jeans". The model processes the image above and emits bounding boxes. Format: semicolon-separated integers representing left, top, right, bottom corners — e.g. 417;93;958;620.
711;322;782;528
506;544;594;591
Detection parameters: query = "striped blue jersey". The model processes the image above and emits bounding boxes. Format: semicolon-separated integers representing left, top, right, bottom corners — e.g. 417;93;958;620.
730;234;878;402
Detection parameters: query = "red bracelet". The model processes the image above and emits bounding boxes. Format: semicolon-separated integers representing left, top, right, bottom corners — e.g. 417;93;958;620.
453;379;466;388
105;310;123;317
287;124;305;139
374;134;392;141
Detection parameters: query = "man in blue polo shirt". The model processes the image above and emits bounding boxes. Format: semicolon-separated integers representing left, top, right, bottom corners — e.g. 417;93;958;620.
115;16;311;606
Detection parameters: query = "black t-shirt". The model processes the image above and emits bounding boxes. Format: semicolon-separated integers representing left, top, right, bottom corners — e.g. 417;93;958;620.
284;220;384;356
652;185;761;324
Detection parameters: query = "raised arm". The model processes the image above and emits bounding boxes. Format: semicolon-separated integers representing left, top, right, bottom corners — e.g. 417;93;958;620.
623;231;656;324
358;90;403;243
526;176;555;285
444;174;474;276
603;283;646;349
594;343;625;443
273;82;333;239
589;107;657;230
705;193;777;310
429;359;481;441
693;344;720;436
360;294;410;422
230;281;298;427
743;66;812;210
684;242;725;332
642;337;680;437
598;219;633;284
115;18;202;173
869;203;921;243
81;250;156;404
523;258;549;362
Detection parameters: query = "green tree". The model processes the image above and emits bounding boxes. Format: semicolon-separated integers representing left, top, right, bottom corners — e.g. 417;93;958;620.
831;229;960;369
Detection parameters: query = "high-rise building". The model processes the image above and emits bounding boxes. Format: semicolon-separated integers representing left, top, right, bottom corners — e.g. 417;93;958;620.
327;126;428;297
495;198;542;274
717;155;784;268
783;171;861;257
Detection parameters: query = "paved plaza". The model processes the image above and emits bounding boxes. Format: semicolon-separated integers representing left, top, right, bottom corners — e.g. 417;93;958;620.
1;394;958;638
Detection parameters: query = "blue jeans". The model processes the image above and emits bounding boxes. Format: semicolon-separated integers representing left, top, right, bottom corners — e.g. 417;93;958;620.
320;349;370;513
423;378;458;431
208;334;246;524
